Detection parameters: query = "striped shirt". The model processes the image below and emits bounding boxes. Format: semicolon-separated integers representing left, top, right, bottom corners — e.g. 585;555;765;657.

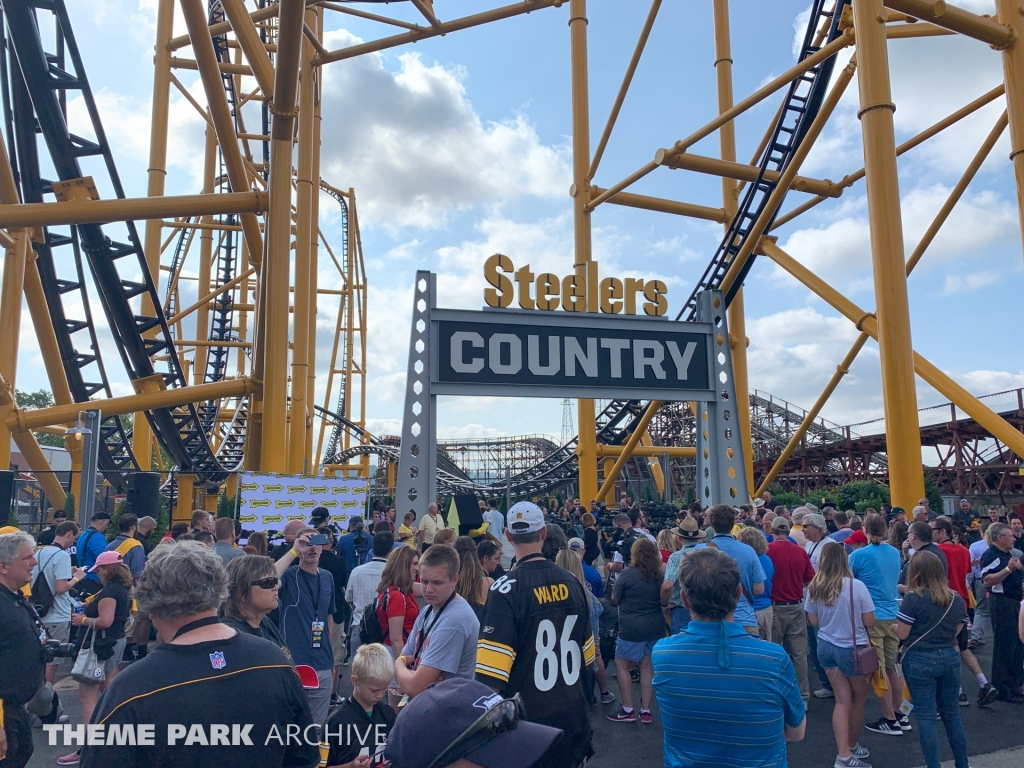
652;621;805;768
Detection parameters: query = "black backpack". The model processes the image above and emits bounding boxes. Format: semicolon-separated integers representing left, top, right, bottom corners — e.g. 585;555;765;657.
359;592;387;644
30;547;60;617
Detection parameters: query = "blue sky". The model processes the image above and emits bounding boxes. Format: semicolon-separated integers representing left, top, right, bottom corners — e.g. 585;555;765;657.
7;0;1023;446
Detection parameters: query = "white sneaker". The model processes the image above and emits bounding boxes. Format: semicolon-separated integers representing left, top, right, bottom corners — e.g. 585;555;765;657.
835;755;871;768
814;687;835;698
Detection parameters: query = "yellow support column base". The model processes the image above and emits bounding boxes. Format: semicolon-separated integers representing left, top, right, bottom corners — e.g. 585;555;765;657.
576;398;598;502
174;475;196;525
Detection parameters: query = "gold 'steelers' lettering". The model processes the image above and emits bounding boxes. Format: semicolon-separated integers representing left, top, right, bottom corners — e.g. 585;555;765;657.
482;256;667;316
484;254;514;308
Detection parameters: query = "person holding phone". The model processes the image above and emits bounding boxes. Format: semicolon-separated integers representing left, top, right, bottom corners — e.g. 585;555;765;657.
275;529;337;727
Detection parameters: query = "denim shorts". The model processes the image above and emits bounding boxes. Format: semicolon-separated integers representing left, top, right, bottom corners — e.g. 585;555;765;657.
816;638;868;678
615;637;658;662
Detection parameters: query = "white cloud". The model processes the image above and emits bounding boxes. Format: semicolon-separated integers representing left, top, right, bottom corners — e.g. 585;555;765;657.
774;212;874;294
942;270;1000;295
319;32;570;230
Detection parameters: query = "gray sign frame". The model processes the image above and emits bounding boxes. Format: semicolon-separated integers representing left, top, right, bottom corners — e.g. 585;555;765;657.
395;270;749;520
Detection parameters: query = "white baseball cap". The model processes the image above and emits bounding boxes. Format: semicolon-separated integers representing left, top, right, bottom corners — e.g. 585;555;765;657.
507;501;545;535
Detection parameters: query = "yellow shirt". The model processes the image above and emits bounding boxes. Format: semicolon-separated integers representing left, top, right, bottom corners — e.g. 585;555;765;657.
398;523;416;548
418;513;439;544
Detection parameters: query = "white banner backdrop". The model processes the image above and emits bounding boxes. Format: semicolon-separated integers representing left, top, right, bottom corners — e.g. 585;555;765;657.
237;472;368;533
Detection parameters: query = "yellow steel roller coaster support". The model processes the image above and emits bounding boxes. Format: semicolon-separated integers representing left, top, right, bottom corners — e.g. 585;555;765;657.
288;9;318;473
262;0;306;472
713;0;755;499
852;0;925;510
133;0;175;470
306;26;324;466
569;0;598;503
995;0;1024;261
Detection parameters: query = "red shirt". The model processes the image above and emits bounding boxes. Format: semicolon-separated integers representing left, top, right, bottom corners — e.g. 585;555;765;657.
767;538;816;602
376;585;419;647
939;541;971;602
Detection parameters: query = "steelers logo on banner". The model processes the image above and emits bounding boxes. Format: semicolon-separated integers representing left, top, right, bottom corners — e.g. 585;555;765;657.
237;471;368;532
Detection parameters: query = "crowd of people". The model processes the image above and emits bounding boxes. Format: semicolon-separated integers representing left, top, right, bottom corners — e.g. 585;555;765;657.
0;492;1022;768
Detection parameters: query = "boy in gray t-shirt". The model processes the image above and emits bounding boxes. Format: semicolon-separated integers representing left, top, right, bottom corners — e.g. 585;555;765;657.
400;594;480;681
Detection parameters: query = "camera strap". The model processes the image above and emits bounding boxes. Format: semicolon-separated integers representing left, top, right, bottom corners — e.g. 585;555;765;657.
173;616;223;640
412;591;456;664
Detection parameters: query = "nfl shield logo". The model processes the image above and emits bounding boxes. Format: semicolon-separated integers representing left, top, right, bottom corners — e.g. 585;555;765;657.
209;651;227;669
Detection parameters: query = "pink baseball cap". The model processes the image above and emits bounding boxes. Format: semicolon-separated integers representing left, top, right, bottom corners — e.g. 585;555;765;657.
88;551;124;572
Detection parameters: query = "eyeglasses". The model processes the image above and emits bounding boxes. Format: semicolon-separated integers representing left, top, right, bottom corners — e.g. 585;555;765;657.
250;576;279;590
425;693;524;768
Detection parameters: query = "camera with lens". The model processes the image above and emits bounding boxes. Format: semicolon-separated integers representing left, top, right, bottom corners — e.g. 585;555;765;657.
42;638;77;663
601;526;641;565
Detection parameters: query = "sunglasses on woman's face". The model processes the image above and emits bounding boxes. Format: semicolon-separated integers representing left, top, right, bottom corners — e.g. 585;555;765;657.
251;576;279;590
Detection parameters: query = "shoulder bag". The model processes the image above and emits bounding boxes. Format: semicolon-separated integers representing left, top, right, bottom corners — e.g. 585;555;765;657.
71;627;106;684
849;579;879;676
893;595;954;678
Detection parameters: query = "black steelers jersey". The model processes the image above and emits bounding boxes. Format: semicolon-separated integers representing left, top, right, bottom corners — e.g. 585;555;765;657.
476;554;596;767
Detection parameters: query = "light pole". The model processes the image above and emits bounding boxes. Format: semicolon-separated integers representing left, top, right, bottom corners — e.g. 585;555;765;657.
65;409;99;525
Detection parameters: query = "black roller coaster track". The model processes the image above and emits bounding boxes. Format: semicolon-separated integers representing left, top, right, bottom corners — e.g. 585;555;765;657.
318;185;351;468
3;0;233;485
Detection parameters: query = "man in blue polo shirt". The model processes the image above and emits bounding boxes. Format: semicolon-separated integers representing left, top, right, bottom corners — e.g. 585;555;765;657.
653;547;806;768
74;511;111;595
706;504;766;635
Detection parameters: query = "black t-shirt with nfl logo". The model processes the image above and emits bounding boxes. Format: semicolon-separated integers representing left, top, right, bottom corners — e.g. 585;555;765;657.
323;696;396;767
475;554;596;768
80;631;318;768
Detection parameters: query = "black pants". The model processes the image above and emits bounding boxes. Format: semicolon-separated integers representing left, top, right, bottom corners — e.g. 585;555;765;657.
1;700;34;768
990;594;1024;697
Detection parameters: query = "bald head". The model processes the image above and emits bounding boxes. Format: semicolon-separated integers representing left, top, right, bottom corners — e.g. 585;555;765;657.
283;520;305;541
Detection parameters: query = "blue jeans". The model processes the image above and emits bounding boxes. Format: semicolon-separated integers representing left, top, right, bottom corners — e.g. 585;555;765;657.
807;625;833;692
903;647;969;768
670;606;691;635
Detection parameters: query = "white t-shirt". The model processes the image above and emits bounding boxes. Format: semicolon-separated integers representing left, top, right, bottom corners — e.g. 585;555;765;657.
805;577;875;647
32;545;73;623
969;539;989;581
485;508;504;536
805;538;828;570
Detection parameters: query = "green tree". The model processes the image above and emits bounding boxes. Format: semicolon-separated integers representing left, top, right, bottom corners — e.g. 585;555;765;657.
923;475;944;517
217;491;238;519
766;487;805;508
14;389;64;447
829;480;890;516
63;492;76;521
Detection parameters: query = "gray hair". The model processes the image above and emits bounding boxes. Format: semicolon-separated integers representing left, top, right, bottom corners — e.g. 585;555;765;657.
804;503;820;515
0;532;35;564
912;505;928;518
792;508;808;525
136;541;228;620
988;522;1011;543
803;513;828;534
